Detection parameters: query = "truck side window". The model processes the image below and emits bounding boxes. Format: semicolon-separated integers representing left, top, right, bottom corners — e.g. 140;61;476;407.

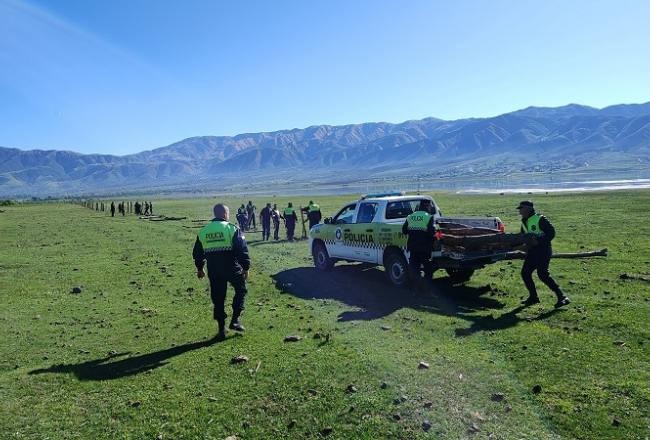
355;202;378;223
334;204;356;224
386;201;413;219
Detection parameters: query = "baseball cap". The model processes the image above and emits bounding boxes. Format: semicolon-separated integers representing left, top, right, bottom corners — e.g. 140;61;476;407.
517;200;534;209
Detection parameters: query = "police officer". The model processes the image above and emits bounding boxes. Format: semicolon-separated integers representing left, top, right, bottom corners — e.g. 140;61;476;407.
110;201;116;217
302;200;322;230
259;203;272;241
282;202;298;241
237;204;248;230
246;201;256;230
518;200;570;308
402;199;437;291
271;204;281;240
193;203;251;340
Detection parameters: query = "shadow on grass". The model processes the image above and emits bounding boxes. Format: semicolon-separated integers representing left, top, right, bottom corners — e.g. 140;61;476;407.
273;264;506;323
454;306;563;337
248;237;308;246
28;335;236;381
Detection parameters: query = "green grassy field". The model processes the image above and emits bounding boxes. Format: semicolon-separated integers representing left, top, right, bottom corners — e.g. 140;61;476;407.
1;191;649;439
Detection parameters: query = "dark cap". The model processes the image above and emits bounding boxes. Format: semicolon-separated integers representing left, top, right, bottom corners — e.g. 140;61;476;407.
517;200;534;209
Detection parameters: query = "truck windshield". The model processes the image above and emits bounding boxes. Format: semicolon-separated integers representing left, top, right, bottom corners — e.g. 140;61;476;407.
385;199;432;219
333;204;356;224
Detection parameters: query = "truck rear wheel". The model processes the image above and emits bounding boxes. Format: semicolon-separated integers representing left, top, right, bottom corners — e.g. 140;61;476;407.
312;241;334;271
445;268;475;284
384;252;409;287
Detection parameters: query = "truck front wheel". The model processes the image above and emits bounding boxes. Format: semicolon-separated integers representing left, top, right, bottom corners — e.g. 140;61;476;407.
445;268;475;284
384;252;409;287
312;241;334;271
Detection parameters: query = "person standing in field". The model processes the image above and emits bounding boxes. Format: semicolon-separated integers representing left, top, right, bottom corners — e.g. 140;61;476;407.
259;203;272;241
193;203;250;340
110;201;116;217
271;204;281;240
301;200;322;229
402;199;437;291
282;202;298;241
517;201;570;308
237;204;248;230
246;201;256;230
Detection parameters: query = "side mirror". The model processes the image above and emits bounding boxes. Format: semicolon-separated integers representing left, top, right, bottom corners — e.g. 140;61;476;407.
324;217;332;224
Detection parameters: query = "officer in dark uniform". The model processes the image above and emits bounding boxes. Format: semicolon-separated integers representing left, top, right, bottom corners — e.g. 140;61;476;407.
282;202;298;241
518;200;570;308
259;203;272;241
110;201;116;217
193;203;251;340
402;199;437;291
236;204;247;230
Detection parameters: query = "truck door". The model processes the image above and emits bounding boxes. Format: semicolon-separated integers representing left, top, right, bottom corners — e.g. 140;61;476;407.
329;203;357;259
349;202;380;263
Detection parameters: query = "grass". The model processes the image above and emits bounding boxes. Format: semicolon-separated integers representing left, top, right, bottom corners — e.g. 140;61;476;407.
1;191;649;439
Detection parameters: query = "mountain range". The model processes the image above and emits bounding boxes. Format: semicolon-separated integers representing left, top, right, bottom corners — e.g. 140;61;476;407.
2;102;650;196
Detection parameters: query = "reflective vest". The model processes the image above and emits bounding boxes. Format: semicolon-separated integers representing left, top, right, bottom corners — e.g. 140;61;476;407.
407;211;433;231
198;220;237;252
308;203;320;213
284;207;295;216
237;207;245;215
521;213;542;236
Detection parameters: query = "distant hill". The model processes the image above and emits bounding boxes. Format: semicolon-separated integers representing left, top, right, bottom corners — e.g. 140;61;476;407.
1;103;650;196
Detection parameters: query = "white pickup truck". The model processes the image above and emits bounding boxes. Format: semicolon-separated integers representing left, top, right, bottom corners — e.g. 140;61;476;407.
308;193;507;286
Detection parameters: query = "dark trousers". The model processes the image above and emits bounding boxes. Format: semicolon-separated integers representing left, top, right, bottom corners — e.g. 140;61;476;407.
308;218;318;229
262;220;271;240
286;221;295;241
273;221;280;240
247;213;256;229
408;251;433;281
209;272;247;327
521;250;563;299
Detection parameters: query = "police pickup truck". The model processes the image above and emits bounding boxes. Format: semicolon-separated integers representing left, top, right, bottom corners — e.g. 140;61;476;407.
309;193;506;286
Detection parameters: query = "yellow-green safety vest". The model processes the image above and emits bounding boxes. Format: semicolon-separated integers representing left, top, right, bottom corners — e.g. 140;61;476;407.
308;203;320;212
407;211;433;231
521;213;542;236
198;221;238;252
284;207;295;216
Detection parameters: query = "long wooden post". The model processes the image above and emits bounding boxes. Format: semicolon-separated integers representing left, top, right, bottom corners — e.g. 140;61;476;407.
299;205;307;239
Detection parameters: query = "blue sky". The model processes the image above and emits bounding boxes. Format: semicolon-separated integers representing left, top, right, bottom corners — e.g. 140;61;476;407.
1;0;649;155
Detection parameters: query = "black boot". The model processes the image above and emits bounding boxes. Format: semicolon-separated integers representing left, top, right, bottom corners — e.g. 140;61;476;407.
555;295;571;308
215;321;226;341
229;315;245;332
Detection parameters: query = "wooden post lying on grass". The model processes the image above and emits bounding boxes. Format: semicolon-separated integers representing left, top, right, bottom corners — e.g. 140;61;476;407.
619;273;650;283
504;248;608;260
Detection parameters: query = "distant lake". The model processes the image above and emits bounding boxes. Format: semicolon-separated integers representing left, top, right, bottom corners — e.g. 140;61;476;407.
457;178;650;194
227;174;650;197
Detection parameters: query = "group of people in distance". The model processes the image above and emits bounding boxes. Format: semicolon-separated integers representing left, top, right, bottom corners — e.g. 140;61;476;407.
107;200;153;217
134;200;153;216
235;200;322;242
